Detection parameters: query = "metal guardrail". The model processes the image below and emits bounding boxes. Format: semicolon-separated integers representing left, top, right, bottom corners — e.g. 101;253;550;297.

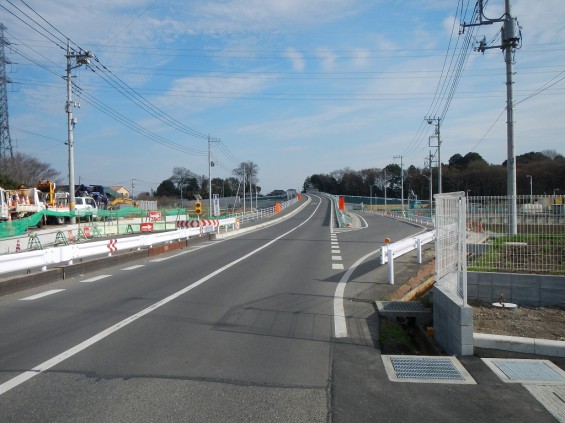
381;231;435;284
229;197;299;224
321;194;351;228
0;218;238;276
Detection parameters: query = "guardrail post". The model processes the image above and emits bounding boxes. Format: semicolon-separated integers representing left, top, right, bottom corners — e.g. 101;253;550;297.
387;248;394;284
416;238;422;264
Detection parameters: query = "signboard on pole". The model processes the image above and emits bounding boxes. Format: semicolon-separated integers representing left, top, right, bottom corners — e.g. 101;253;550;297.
213;194;220;217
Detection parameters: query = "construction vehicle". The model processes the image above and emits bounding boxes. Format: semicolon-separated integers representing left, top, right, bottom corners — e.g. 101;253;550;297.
36;180;57;207
0;186;46;226
45;192;98;224
108;197;139;210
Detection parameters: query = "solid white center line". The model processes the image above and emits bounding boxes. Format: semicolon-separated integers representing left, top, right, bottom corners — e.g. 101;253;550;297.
80;275;111;283
20;289;66;301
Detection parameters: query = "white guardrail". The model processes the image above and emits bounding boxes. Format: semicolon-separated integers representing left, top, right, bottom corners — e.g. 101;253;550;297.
381;230;435;284
0;218;237;276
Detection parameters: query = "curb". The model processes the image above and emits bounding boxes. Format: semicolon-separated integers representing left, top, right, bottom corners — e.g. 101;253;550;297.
473;332;565;358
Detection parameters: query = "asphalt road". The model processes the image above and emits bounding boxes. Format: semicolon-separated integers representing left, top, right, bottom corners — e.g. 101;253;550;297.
0;195;560;422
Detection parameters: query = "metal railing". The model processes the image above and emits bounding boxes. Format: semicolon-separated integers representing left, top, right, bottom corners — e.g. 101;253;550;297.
466;194;565;275
229;197;299;224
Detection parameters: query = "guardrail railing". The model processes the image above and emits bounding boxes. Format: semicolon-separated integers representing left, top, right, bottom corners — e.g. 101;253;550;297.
381;231;435;284
0;219;239;276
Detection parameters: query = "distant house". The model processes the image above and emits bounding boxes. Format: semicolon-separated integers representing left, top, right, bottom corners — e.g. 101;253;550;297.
267;190;286;197
110;186;130;198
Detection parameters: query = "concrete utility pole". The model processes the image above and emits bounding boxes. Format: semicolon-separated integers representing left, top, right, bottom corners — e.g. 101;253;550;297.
65;41;92;223
426;117;442;194
393;155;404;213
208;135;219;216
462;0;521;235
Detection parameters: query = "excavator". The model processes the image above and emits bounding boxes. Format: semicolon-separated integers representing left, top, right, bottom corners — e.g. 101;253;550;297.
108;197;139;210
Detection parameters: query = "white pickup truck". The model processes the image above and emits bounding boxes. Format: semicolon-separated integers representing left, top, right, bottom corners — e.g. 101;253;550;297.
47;193;98;224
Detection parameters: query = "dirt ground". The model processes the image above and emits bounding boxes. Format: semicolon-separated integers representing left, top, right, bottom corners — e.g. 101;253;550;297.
387;257;565;342
471;300;565;341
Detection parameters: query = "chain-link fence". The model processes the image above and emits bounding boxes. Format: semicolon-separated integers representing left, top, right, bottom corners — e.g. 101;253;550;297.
466;194;565;275
435;192;467;305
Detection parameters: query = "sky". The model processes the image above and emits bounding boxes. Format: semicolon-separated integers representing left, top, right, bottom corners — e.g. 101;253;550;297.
1;0;564;196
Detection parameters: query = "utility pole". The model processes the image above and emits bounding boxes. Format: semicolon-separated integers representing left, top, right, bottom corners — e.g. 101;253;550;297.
426;117;442;194
208;135;219;216
65;41;92;223
462;0;521;235
423;151;434;218
383;168;387;210
393;155;404;213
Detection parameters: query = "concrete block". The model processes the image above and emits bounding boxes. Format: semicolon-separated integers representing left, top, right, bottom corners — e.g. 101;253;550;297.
467;284;478;299
540;275;565;289
473;333;535;354
540;289;565;308
511;286;539;304
534;339;565;358
460;343;474;356
492;273;513;286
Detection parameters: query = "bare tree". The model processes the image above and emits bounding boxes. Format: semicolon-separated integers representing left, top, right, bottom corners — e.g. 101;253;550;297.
233;161;260;192
0;152;60;187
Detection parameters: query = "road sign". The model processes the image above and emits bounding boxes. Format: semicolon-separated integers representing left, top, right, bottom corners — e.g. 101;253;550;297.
140;222;154;232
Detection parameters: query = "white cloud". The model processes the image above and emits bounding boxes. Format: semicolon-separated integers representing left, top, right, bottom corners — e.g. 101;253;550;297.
283;48;305;72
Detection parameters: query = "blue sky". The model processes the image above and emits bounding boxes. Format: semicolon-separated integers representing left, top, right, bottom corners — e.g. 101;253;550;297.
2;0;564;195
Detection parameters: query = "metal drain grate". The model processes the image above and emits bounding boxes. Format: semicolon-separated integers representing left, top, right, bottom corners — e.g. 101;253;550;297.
382;355;476;384
482;359;565;384
379;301;425;312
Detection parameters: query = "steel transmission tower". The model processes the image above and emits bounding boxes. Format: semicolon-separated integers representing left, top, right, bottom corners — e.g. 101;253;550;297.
0;24;14;159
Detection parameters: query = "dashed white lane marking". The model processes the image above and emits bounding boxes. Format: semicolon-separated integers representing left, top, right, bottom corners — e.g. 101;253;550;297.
333;250;341;254
332;263;344;270
121;265;145;271
20;289;66;301
80;275;112;283
332;256;342;261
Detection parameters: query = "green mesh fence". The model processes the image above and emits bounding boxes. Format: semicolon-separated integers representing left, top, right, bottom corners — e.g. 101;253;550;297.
1;206;232;239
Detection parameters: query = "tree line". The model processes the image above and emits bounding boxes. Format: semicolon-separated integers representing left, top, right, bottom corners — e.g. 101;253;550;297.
151;161;261;205
303;150;565;200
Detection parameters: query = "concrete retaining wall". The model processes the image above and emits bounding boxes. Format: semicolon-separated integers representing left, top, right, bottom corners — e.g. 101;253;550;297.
467;272;565;307
432;285;474;356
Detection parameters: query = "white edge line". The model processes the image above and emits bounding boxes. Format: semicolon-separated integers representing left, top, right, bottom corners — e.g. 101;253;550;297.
333;249;380;338
0;196;322;397
19;289;66;301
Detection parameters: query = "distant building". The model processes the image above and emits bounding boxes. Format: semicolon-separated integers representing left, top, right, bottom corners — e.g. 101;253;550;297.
110;186;130;198
287;189;298;199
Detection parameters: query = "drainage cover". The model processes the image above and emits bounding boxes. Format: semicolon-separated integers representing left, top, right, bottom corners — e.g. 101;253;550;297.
378;301;425;312
482;359;565;384
382;355;476;384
